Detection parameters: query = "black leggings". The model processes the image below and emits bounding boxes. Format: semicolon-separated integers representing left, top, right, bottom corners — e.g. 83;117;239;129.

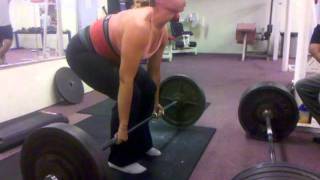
66;34;156;166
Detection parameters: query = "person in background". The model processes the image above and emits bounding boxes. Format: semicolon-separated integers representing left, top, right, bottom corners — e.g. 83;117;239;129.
40;7;52;29
295;25;320;128
0;0;13;65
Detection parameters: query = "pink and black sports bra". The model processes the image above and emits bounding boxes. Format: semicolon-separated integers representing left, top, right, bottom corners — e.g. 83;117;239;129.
89;15;166;61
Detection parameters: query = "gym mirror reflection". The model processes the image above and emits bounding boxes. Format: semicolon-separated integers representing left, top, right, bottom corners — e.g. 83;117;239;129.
0;0;75;67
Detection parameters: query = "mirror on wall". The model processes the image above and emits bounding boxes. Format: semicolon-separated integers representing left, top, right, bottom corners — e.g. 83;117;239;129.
0;0;110;68
0;0;77;67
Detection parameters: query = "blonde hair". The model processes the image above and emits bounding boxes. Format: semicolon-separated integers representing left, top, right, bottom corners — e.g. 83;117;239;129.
133;0;154;8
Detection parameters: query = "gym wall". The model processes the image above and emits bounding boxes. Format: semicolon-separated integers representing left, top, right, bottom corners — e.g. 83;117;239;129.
60;0;78;36
77;0;99;29
0;59;93;123
97;0;109;18
9;0;40;31
183;0;305;54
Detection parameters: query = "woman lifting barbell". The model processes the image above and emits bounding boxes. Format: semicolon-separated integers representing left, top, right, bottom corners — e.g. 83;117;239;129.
66;0;186;174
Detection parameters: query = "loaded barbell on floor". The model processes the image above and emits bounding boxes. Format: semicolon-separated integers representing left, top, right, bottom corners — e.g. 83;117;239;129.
20;74;207;180
233;82;320;180
238;82;299;141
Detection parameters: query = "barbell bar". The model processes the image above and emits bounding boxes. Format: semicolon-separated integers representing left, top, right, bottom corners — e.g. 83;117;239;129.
101;100;177;151
233;82;320;180
20;74;207;180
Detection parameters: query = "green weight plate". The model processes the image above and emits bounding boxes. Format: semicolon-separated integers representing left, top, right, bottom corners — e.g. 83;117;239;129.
159;75;206;127
233;162;320;180
20;123;106;180
238;82;299;141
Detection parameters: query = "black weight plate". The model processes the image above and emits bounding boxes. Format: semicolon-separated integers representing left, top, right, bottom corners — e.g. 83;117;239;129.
20;123;106;180
55;67;84;104
238;82;299;141
233;162;320;180
159;75;206;127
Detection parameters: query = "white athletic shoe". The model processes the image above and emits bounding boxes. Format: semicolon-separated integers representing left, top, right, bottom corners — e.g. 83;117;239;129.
108;162;146;174
146;147;162;157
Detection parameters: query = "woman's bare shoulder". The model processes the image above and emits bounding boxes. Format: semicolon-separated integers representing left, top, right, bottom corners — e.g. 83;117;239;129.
123;12;152;34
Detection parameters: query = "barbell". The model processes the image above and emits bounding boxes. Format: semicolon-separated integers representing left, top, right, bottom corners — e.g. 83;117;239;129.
234;82;320;180
20;74;207;180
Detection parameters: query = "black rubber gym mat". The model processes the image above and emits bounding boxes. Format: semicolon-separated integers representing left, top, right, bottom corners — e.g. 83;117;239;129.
0;114;215;180
78;99;116;116
76;116;216;180
0;153;21;180
78;98;211;117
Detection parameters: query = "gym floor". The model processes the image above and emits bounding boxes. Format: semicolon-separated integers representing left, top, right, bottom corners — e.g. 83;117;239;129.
2;54;320;179
3;49;60;65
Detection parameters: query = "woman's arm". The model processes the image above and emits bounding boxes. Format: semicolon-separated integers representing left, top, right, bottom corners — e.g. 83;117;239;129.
309;25;320;63
148;29;168;107
117;22;149;139
310;44;320;63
